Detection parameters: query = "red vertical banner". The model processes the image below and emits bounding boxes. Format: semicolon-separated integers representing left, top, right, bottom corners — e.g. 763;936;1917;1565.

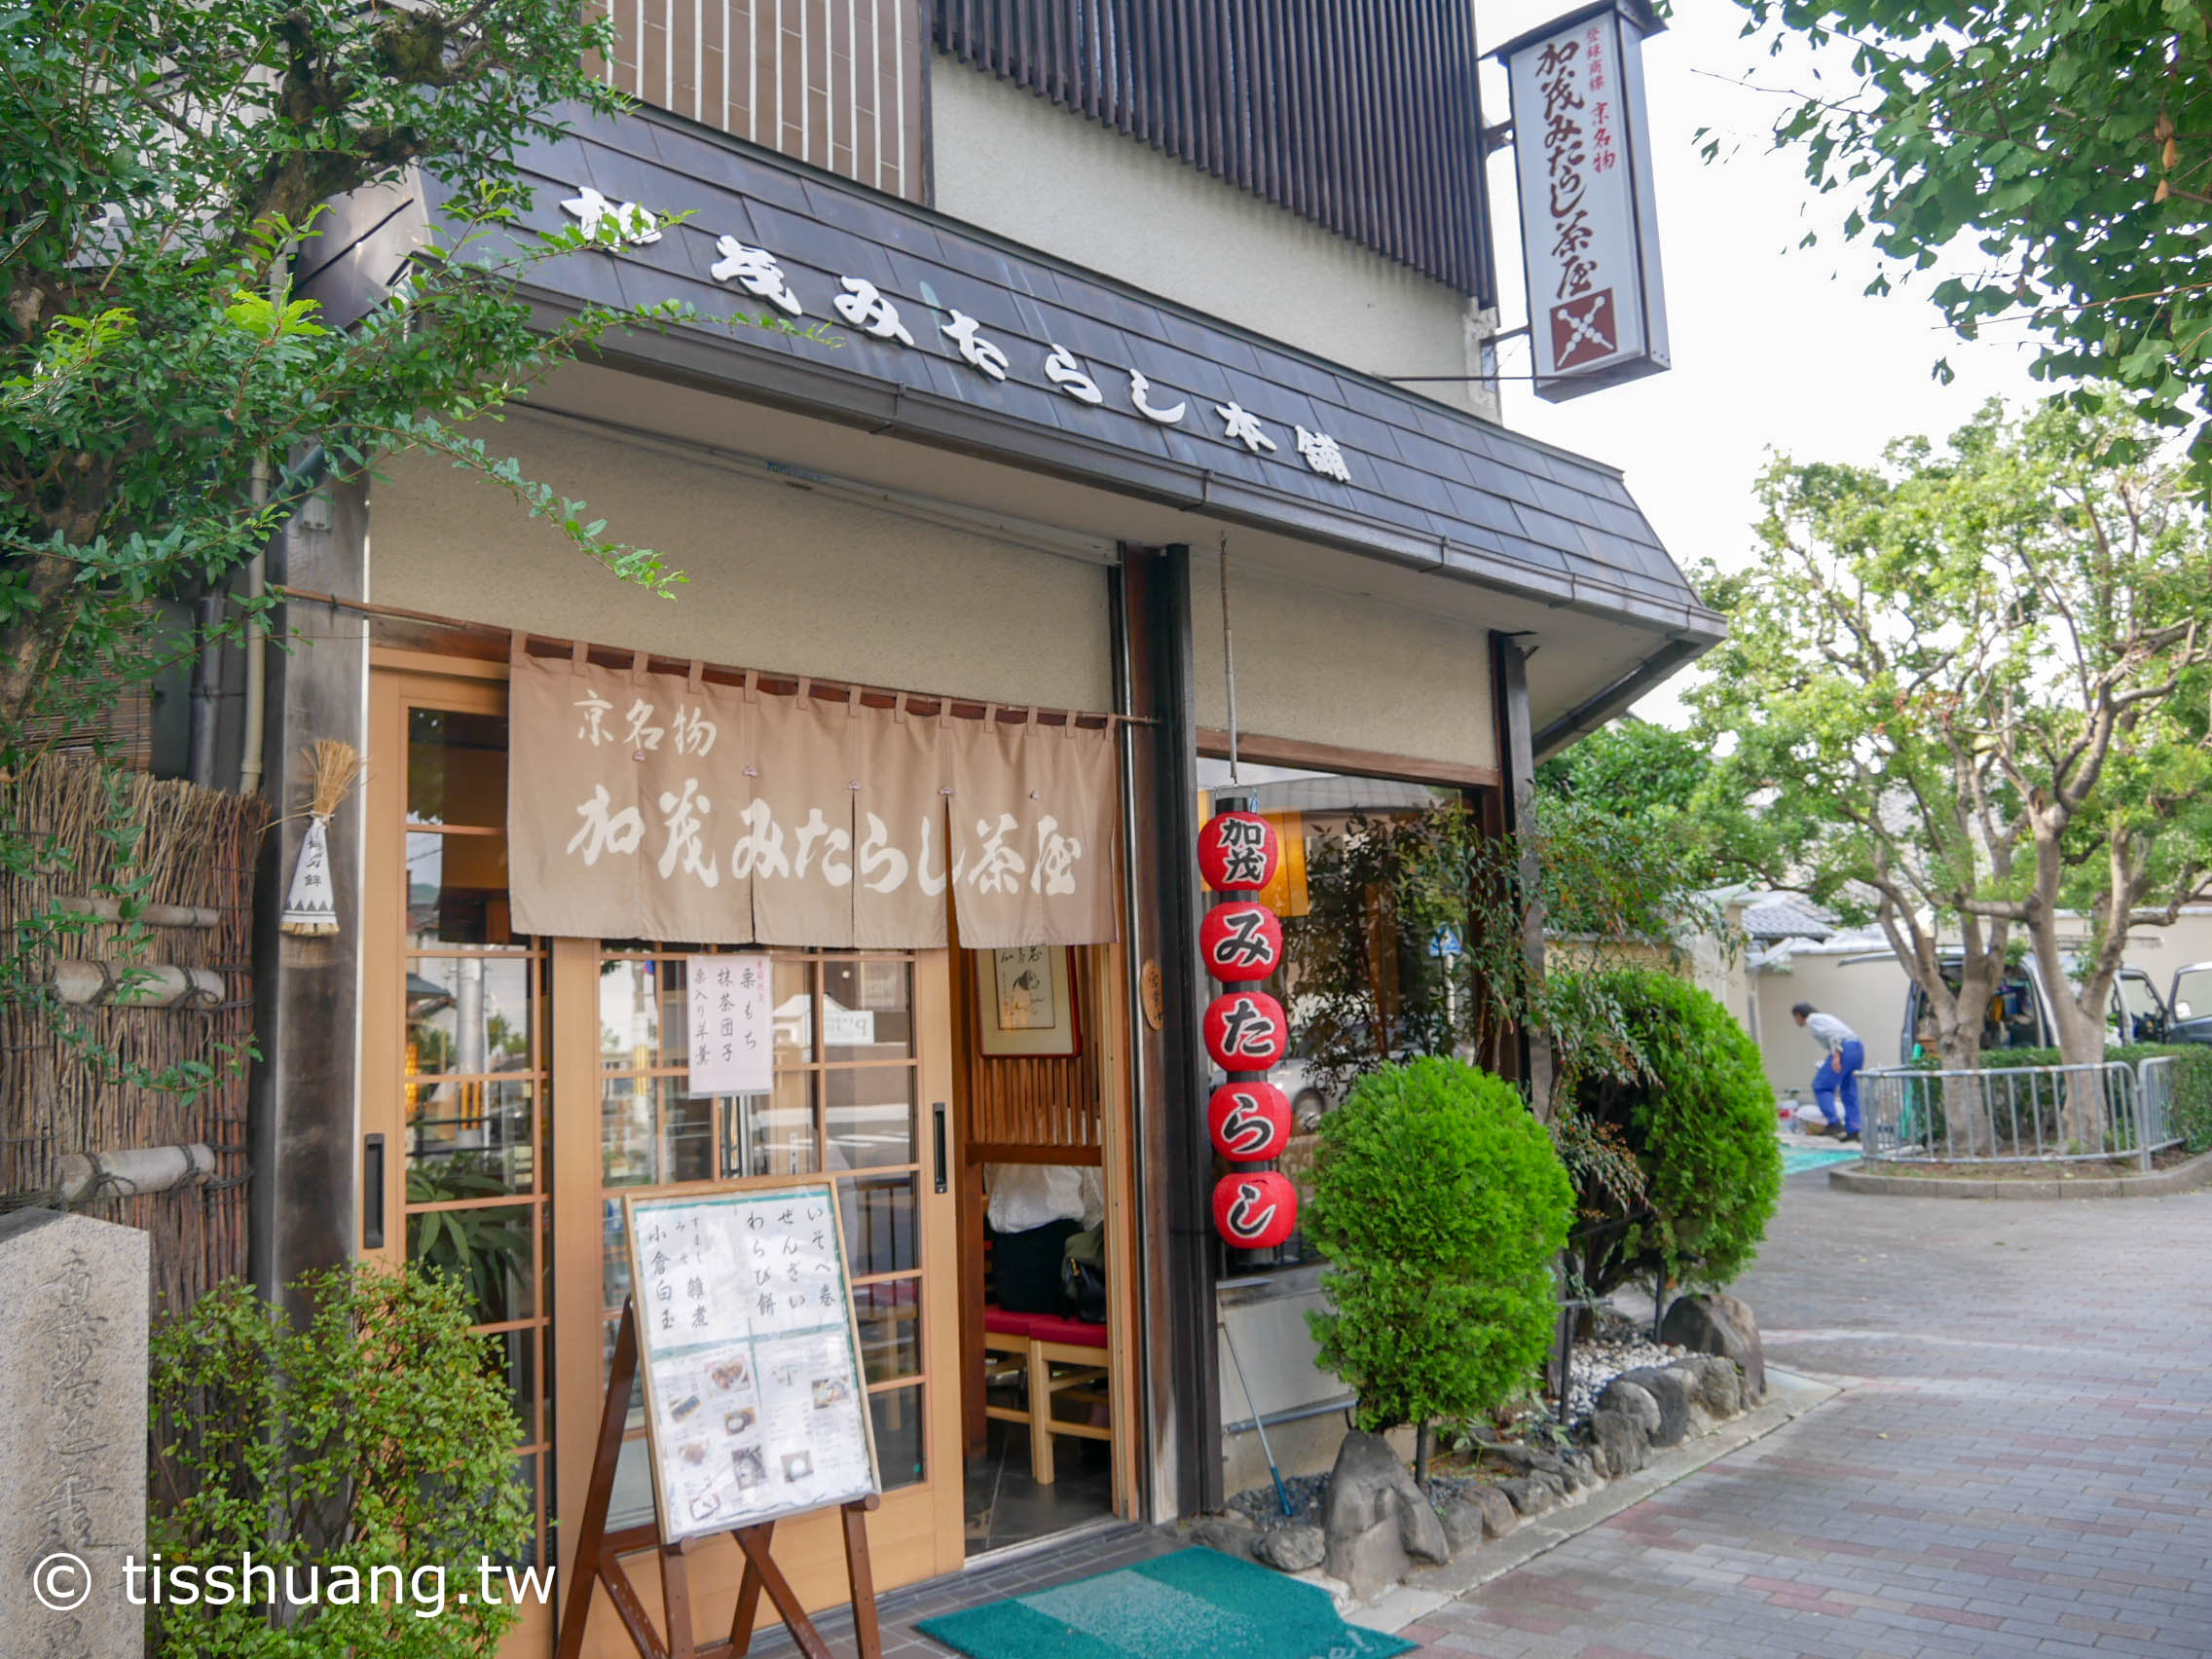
1198;810;1297;1249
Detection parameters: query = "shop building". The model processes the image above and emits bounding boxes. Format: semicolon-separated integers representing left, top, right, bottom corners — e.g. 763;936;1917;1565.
249;5;1720;1651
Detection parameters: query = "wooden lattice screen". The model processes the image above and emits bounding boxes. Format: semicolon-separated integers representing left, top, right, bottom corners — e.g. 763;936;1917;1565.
0;758;267;1320
961;944;1106;1165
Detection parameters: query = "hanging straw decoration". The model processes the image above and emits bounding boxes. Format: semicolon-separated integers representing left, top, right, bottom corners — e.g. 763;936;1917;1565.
279;740;361;937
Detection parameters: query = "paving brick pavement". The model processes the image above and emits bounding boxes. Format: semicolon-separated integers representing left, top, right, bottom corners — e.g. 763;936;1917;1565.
1401;1177;2212;1659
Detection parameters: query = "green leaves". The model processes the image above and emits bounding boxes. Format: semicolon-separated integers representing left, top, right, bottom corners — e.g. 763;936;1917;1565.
1305;1058;1574;1432
1742;0;2212;484
149;1264;535;1656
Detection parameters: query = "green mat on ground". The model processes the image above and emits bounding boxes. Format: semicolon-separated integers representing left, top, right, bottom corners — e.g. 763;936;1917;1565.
916;1547;1416;1659
1782;1146;1862;1176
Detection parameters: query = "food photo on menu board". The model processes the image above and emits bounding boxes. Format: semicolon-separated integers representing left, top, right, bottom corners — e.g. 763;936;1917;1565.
624;1183;881;1543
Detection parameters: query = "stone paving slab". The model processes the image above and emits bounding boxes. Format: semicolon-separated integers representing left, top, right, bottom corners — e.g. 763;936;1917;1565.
1396;1182;2212;1659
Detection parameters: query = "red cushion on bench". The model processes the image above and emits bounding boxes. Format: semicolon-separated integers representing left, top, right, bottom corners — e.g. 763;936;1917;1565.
1023;1314;1108;1349
983;1308;1037;1338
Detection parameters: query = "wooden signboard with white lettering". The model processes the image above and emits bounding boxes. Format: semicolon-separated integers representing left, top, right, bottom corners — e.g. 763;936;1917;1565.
556;1181;883;1659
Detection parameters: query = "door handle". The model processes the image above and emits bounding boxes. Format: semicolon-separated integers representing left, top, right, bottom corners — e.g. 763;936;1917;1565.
363;1132;387;1249
932;1102;948;1194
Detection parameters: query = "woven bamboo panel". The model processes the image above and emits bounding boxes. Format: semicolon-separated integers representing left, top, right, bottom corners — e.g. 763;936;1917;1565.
0;758;267;1321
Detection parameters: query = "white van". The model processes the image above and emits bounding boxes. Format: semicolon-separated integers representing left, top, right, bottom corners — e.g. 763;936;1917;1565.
1899;955;2170;1062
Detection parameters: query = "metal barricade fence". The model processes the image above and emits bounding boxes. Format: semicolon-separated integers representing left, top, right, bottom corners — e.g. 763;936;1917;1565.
1861;1057;2182;1171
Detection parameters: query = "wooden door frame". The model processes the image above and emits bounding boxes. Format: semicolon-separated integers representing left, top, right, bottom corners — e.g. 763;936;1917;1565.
367;652;966;1656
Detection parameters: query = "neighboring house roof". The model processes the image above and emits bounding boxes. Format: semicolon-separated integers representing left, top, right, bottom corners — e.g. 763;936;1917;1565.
1741;894;1836;942
301;104;1722;670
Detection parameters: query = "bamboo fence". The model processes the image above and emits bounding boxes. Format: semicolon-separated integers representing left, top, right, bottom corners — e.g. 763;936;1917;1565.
0;757;267;1321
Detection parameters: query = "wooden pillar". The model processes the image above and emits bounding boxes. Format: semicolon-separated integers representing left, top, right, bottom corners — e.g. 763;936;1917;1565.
249;478;369;1315
1117;545;1222;1520
1491;631;1551;1110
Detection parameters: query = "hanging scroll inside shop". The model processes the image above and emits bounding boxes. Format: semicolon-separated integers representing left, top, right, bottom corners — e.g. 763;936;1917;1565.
506;645;1119;949
1497;0;1670;402
1199;810;1298;1249
624;1183;878;1542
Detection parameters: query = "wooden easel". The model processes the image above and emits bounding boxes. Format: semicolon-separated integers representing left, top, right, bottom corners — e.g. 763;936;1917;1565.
554;1301;884;1659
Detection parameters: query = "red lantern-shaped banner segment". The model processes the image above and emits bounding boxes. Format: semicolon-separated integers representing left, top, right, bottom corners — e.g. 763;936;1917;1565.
1199;901;1283;983
1208;1081;1292;1161
1198;810;1279;893
1203;989;1287;1071
1212;1171;1299;1249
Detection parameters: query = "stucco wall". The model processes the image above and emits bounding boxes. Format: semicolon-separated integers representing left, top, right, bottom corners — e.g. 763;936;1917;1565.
929;60;1499;422
369;417;1115;712
1187;547;1495;773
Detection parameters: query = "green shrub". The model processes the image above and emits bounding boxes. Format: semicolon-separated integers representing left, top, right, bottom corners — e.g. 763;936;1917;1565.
1304;1056;1572;1439
150;1263;534;1657
1567;969;1782;1297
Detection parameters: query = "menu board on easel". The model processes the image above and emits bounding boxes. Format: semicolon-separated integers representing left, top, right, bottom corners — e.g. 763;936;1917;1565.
624;1182;880;1546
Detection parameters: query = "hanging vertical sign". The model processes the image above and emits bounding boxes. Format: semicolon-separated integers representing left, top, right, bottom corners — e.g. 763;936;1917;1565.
687;954;774;1097
1198;809;1299;1249
1496;0;1672;402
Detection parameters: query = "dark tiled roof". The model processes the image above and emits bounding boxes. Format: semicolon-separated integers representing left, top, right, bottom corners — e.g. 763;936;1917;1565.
314;104;1717;642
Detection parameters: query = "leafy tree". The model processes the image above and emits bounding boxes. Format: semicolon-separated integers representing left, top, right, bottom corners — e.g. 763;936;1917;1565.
1693;398;2212;1144
1285;794;1722;1113
1738;0;2212;480
2;3;703;755
1304;1057;1573;1484
150;1263;534;1656
0;2;781;1111
1535;719;1714;859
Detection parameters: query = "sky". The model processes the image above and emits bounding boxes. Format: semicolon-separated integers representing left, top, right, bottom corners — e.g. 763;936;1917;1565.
1472;0;2047;721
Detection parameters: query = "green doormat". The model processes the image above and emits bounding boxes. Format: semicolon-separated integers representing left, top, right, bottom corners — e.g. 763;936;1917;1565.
916;1548;1416;1659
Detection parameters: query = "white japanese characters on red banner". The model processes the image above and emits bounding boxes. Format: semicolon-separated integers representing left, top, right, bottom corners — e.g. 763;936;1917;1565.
506;647;1119;948
1500;1;1671;401
686;954;773;1097
1198;809;1300;1251
624;1184;878;1545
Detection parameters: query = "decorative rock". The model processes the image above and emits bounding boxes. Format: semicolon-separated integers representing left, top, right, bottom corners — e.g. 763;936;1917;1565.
1585;1407;1650;1478
2;1209;149;1659
1469;1483;1519;1538
1660;1291;1766;1403
1321;1430;1451;1600
1608;1366;1697;1447
1438;1484;1517;1554
1496;1475;1564;1519
1482;1443;1569;1482
1190;1513;1259;1560
1597;1377;1664;1439
1437;1495;1488;1556
1560;1447;1604;1493
1681;1353;1744;1421
1253;1523;1327;1572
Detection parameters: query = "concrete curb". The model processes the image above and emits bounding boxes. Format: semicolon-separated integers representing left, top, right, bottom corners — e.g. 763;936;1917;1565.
1340;1367;1842;1636
1828;1146;2212;1200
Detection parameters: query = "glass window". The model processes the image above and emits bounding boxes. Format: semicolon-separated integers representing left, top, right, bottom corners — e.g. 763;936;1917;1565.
392;693;551;1563
826;1066;917;1170
408;708;509;828
852;1278;922;1383
868;1383;925;1491
723;1073;820;1179
1197;757;1463;1276
601;1075;715;1188
825;960;914;1059
840;1174;918;1277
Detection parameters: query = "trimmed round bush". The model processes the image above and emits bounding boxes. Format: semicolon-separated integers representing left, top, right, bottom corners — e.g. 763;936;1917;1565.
1304;1055;1573;1434
1570;969;1783;1297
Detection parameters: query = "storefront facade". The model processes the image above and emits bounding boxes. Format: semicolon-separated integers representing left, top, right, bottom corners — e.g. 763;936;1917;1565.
251;43;1720;1654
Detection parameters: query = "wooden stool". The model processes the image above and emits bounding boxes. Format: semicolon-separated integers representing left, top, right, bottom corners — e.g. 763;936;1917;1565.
980;1309;1110;1486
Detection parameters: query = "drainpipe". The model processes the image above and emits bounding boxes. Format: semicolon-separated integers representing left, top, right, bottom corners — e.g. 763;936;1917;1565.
237;248;285;797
